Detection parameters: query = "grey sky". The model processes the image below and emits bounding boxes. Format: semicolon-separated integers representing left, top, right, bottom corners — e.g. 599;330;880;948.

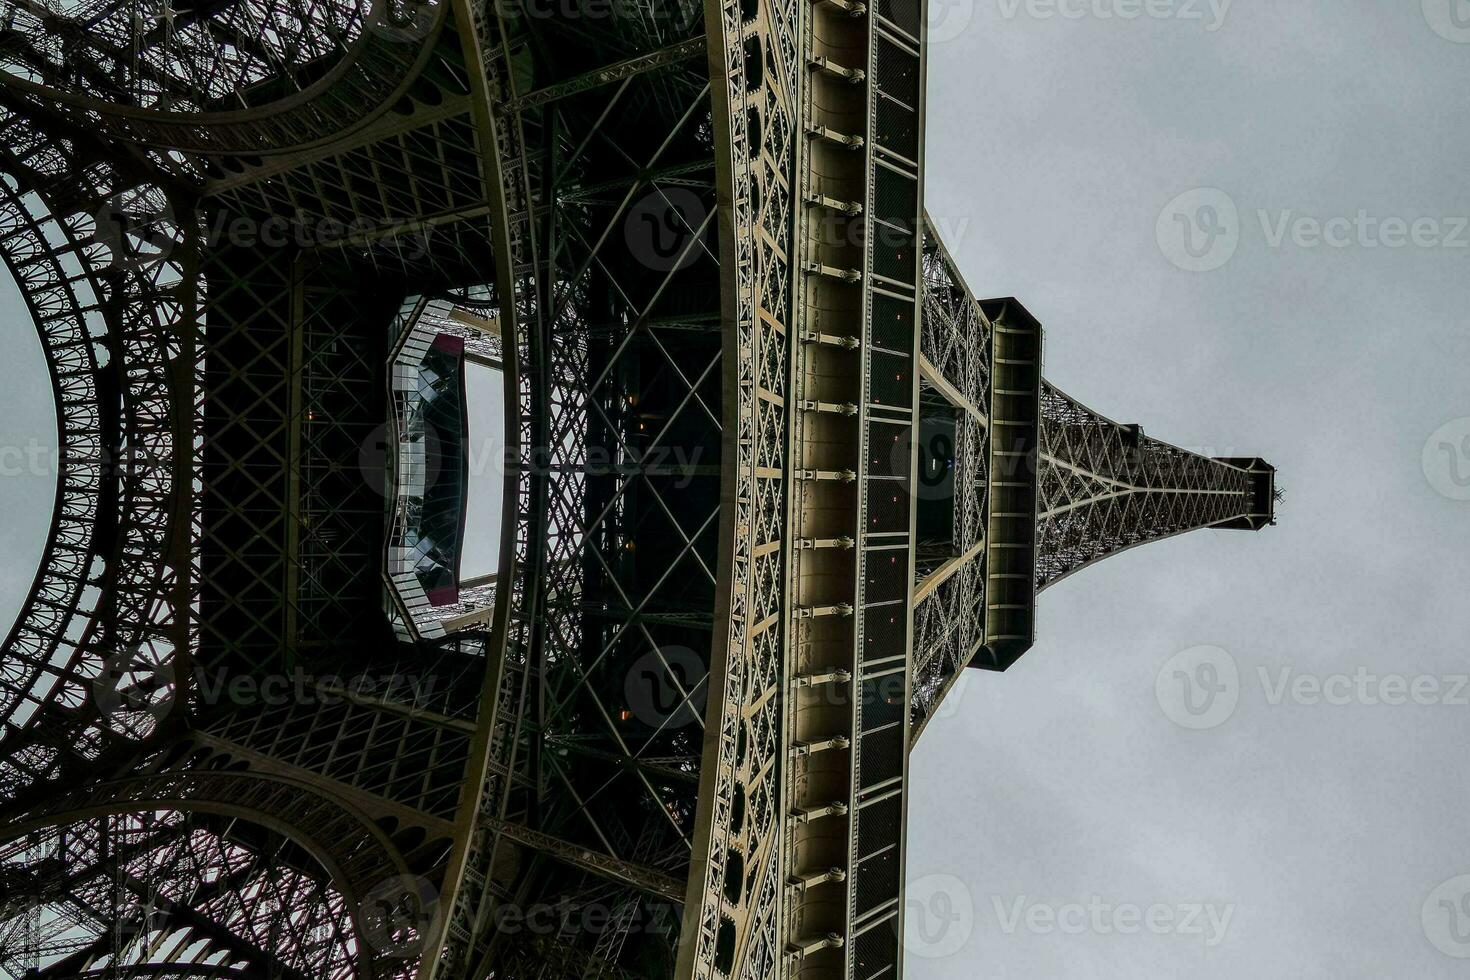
910;1;1470;977
463;363;504;581
0;271;57;642
0;3;1464;976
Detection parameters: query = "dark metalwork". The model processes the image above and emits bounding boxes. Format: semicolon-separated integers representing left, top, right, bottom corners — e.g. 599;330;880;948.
0;3;1273;979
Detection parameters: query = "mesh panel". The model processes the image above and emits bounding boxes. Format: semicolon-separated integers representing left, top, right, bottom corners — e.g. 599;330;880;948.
875;35;919;104
872;165;917;230
869;350;912;409
853;918;900;980
860;724;904;787
863;547;909;602
863;605;906;663
867;418;909;477
875;0;920;38
870;291;915;355
854;846;901;916
858;793;902;854
874;93;918;160
860;673;906;730
865;478;910;533
871;220;917;284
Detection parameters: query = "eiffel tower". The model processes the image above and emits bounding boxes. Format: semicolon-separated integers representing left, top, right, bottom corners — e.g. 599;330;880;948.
0;1;1275;978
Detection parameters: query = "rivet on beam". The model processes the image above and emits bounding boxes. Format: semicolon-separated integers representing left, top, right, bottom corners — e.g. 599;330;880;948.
795;468;857;483
792;734;850;757
808;55;866;84
803;192;863;215
798;399;859;416
796;536;856;550
805;124;865;149
799;329;861;349
793;603;854;619
802;260;863;284
795;668;852;687
811;0;866;15
791;801;849;824
787;867;848;893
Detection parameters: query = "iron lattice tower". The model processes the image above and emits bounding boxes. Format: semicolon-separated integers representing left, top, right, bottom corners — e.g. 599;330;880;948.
0;2;1275;979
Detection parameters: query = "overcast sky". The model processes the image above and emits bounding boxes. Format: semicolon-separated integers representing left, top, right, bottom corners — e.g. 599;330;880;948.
0;3;1466;976
909;1;1470;977
0;273;57;642
464;364;504;581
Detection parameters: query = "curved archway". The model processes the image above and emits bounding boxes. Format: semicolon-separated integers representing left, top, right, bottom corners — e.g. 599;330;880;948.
0;0;450;157
0;114;194;801
0;766;425;979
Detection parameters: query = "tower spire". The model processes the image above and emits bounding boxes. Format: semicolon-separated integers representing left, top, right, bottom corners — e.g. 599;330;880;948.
0;4;1273;978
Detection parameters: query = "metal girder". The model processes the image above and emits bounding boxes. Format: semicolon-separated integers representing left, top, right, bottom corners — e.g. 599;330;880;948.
0;3;1274;978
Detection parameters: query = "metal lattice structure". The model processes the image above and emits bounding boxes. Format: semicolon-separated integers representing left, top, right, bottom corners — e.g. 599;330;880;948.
0;3;1274;979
